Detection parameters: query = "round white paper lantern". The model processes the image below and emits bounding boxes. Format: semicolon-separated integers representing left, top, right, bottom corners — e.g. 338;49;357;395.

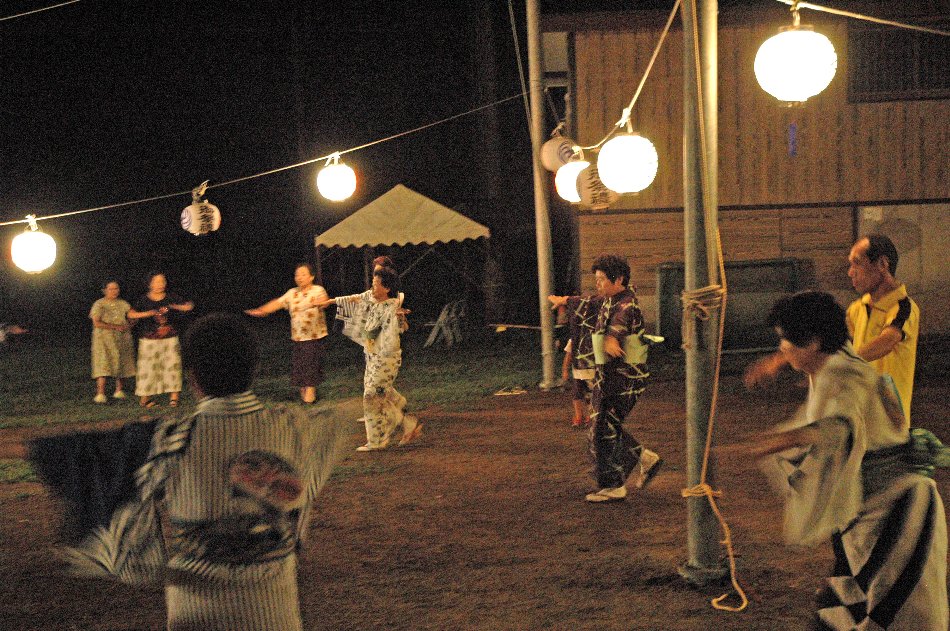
180;201;222;235
541;135;577;172
597;133;659;194
754;25;837;103
317;159;356;201
554;160;590;203
12;223;56;273
578;164;620;210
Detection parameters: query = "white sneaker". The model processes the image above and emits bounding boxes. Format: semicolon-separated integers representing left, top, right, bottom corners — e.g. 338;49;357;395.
585;486;627;502
356;442;389;452
112;390;126;399
635;449;663;489
93;394;108;404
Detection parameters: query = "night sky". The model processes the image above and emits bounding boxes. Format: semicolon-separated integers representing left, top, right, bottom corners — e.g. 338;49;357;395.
1;0;569;334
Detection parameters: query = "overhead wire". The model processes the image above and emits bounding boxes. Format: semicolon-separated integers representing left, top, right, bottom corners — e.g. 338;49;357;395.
0;0;80;23
0;91;530;228
507;0;532;126
776;0;950;37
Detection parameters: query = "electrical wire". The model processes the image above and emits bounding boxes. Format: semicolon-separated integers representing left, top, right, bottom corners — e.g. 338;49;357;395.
0;91;530;228
0;0;80;23
507;0;532;126
777;0;950;37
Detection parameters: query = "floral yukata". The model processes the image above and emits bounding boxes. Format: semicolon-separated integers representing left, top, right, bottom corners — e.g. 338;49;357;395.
590;288;649;489
339;290;412;448
65;393;352;631
280;284;329;388
89;297;136;380
759;344;948;630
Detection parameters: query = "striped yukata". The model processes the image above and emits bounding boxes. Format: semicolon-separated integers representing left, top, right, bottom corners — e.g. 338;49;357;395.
66;392;352;631
759;346;948;630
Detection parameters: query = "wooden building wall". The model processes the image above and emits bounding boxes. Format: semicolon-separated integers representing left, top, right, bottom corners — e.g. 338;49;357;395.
568;12;949;330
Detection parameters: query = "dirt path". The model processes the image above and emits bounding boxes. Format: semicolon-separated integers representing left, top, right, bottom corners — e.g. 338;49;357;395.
2;376;948;630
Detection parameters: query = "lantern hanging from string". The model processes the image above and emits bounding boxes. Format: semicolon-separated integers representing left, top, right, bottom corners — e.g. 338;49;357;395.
554;150;590;203
541;124;577;172
11;215;56;273
578;163;620;210
597;132;659;194
317;153;356;201
754;5;837;104
180;181;221;236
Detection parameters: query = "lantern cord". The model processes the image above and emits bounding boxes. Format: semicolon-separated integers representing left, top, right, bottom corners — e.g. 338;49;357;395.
0;91;529;228
776;0;950;37
0;0;80;23
578;0;681;152
507;0;532;127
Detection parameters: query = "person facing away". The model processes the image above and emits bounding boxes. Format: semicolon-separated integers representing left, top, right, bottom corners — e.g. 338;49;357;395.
740;290;947;630
65;313;351;631
744;233;919;422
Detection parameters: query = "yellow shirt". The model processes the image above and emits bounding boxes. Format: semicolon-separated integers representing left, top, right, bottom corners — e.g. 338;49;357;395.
845;284;918;423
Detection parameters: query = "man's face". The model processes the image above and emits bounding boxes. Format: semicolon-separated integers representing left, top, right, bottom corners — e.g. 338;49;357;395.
594;270;624;297
847;239;885;295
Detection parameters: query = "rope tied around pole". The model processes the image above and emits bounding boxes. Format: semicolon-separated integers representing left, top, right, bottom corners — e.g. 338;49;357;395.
680;285;724;351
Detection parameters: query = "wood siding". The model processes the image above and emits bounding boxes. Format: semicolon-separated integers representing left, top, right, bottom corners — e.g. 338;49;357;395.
572;19;950;209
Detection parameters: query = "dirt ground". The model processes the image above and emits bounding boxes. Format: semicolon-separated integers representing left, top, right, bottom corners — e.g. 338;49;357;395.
2;372;948;631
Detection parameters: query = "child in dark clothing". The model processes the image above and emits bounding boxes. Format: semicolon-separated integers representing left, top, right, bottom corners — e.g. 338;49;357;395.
559;296;601;427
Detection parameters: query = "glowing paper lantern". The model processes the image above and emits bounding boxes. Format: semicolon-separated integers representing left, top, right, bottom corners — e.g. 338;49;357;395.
181;201;221;235
11;216;56;273
754;25;837;103
554;160;590;203
578;164;620;210
541;135;577;172
317;154;356;201
597;133;659;194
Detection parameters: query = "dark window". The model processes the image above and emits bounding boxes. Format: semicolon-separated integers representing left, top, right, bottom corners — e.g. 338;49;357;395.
848;21;950;102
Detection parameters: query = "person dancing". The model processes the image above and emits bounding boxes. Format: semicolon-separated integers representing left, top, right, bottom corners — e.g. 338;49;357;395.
320;267;422;451
89;280;136;403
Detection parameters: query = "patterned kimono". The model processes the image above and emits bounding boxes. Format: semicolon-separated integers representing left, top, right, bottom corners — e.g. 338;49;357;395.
589;288;649;489
759;345;948;630
338;291;410;448
65;393;351;631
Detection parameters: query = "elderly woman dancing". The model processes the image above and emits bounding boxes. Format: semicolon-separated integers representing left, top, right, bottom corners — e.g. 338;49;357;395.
321;267;422;452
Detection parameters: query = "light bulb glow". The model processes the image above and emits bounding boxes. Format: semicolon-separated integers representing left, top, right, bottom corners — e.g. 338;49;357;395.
317;160;356;201
754;26;837;103
12;228;57;273
555;160;590;203
597;134;658;194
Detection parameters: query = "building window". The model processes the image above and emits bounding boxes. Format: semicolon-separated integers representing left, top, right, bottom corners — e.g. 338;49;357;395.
848;21;950;103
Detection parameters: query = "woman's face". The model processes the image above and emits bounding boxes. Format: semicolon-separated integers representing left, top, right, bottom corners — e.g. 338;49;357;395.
294;266;314;288
371;275;390;301
777;329;824;375
103;282;120;299
149;274;167;294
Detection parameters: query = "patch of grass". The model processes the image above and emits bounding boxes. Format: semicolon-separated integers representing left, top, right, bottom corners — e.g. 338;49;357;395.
0;459;36;484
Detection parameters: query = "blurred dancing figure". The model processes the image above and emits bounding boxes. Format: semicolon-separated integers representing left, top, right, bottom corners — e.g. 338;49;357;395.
65;313;350;631
245;263;329;404
750;291;947;630
128;272;193;408
89;280;135;403
321;267;422;451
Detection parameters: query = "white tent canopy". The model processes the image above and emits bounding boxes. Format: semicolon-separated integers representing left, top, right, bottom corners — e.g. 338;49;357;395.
315;184;489;248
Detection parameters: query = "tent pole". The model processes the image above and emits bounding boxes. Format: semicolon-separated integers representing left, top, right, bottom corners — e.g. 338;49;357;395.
527;0;557;390
363;247;372;288
314;244;324;286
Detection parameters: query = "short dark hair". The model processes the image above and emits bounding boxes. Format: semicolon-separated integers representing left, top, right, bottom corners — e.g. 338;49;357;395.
295;262;315;276
766;291;847;354
183;313;258;397
591;254;630;287
372;256;395;270
144;270;166;287
864;234;898;276
373;267;398;297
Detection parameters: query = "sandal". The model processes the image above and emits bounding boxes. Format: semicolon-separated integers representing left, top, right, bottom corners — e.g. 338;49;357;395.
169;400;179;408
398;418;424;447
141;399;158;409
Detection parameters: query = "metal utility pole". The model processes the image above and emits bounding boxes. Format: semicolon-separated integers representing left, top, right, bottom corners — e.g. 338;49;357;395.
679;0;727;585
526;0;557;389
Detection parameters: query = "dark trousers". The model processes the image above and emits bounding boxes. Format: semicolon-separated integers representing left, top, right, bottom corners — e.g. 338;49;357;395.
589;370;643;489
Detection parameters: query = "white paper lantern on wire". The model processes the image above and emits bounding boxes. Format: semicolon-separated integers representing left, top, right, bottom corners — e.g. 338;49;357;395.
554;159;590;203
597;133;659;194
11;215;56;273
181;181;221;235
541;134;577;172
317;153;356;201
578;163;620;210
754;23;837;103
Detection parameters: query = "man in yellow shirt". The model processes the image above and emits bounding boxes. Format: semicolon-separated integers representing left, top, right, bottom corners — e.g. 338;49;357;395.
845;234;919;423
745;234;918;423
